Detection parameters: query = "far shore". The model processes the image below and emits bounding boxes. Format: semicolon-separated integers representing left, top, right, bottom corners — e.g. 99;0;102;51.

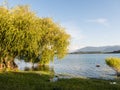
69;52;120;54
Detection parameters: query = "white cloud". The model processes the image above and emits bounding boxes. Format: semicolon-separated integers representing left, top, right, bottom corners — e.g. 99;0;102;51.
86;18;109;26
61;22;85;52
61;22;84;40
68;44;80;52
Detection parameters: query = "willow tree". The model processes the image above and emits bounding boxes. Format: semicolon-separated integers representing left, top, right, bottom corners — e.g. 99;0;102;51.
0;5;70;70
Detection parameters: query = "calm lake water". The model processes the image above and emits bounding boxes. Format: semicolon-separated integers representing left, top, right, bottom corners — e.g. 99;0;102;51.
15;54;120;80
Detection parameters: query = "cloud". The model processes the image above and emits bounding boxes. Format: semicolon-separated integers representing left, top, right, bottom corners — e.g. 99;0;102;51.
61;22;84;40
86;18;109;26
61;22;85;52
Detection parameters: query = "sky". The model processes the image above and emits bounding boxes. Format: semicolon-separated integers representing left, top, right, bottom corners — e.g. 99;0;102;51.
0;0;120;51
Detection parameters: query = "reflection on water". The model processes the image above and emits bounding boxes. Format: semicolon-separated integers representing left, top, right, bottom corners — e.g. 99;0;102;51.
50;54;120;80
15;59;54;75
24;65;54;73
15;54;120;80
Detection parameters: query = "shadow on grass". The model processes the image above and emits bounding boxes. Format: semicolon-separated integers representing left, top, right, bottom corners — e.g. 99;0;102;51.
0;72;120;90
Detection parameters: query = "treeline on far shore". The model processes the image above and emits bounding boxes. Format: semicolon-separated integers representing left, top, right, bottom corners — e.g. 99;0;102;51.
69;50;120;54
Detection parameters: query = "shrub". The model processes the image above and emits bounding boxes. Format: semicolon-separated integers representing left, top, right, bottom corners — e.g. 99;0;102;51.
105;57;120;76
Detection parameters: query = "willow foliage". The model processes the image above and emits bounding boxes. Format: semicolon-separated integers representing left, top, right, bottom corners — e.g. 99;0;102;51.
0;5;70;65
105;57;120;73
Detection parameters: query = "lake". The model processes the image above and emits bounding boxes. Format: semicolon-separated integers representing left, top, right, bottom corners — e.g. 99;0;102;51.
15;54;120;80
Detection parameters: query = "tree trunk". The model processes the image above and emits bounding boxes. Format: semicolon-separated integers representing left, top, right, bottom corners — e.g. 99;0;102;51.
31;63;35;70
0;56;18;71
117;72;120;77
0;63;6;70
7;60;18;70
0;58;7;70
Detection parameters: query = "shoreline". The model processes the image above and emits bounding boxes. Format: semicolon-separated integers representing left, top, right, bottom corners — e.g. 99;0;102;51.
0;71;120;90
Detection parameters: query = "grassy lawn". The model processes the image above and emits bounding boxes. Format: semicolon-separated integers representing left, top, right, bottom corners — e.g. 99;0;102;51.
0;71;120;90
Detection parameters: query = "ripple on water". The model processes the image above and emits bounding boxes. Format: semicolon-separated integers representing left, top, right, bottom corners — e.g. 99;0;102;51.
15;54;120;80
52;54;120;80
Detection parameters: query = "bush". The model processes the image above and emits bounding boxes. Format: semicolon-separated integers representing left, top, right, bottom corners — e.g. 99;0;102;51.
105;57;120;76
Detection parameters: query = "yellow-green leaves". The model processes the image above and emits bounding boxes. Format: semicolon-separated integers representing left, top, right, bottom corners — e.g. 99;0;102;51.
105;57;120;72
0;5;70;65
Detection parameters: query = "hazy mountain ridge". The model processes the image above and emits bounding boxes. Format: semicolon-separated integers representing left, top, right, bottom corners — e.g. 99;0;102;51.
73;45;120;53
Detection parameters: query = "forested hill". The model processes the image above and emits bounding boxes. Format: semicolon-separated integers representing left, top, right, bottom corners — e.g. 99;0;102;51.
70;45;120;54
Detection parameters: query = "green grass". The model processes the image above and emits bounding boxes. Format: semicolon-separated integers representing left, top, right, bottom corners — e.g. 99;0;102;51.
0;72;120;90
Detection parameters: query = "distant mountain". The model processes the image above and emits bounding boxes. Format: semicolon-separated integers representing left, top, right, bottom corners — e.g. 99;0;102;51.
71;45;120;54
103;46;120;52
